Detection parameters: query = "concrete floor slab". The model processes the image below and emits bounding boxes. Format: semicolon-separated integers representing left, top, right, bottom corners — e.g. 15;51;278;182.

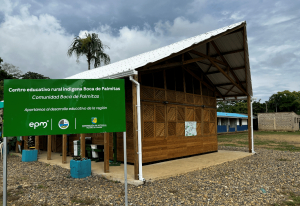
19;150;252;185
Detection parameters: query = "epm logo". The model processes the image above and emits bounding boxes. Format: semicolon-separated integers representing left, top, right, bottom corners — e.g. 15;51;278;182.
29;120;49;129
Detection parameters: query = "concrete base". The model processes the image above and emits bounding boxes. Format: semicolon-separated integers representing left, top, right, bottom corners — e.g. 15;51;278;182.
17;150;252;186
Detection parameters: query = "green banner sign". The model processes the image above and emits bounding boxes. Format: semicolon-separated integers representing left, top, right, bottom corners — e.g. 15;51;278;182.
4;79;126;136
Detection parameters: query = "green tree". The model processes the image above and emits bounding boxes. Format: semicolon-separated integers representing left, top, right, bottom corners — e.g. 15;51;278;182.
268;90;300;114
1;62;23;79
252;99;266;116
0;57;3;69
217;99;266;116
21;71;50;79
67;33;110;70
0;69;14;101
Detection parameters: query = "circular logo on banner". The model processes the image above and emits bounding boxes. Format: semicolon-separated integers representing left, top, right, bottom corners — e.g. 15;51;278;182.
58;119;69;129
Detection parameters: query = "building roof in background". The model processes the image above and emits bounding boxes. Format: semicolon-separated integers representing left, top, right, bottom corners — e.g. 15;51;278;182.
217;112;248;119
66;21;252;99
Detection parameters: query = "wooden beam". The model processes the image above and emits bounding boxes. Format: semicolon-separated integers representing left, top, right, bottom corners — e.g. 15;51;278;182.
183;67;224;98
206;42;210;55
186;53;224;98
80;133;85;158
47;135;51;160
218;86;241;94
215;81;246;87
224;85;235;96
147;57;207;71
206;56;248;95
222;94;246;98
211;41;248;95
243;26;248;96
35;135;39;152
137;22;246;71
62;134;67;164
206;64;213;73
210;49;244;58
183;68;214;91
183;57;206;65
132;74;139;180
148;62;182;70
189;50;228;67
206;66;245;75
104;133;109;173
24;136;28;149
247;95;252;153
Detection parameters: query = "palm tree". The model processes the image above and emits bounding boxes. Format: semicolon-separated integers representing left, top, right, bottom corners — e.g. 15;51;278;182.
67;33;110;70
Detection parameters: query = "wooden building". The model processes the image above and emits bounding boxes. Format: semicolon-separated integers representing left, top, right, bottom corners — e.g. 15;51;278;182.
258;112;300;131
34;21;254;181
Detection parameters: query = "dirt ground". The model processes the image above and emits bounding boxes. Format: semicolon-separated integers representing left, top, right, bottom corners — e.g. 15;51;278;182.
255;134;300;146
218;131;300;151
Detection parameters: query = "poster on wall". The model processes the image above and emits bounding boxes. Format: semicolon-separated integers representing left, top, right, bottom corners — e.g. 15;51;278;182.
4;79;126;136
185;121;197;136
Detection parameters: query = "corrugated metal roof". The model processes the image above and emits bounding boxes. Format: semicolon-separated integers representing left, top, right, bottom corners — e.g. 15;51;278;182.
217;112;248;118
66;21;252;99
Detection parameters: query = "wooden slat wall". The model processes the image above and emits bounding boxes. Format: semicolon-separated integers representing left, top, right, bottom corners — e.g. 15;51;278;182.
48;82;217;164
115;86;217;164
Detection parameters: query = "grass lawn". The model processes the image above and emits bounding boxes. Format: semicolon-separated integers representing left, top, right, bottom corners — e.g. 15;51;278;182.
218;130;300;152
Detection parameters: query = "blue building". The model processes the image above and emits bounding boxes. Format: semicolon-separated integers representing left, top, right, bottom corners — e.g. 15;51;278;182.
217;112;249;133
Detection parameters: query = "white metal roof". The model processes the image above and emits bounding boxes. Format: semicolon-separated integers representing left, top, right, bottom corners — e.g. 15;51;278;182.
66;21;252;98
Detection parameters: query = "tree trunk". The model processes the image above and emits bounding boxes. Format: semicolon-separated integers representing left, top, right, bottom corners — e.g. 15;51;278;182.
88;59;90;70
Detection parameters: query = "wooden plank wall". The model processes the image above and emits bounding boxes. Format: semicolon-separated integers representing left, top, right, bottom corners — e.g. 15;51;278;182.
115;86;217;164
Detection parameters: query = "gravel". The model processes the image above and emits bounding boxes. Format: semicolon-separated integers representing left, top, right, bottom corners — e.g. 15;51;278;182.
1;147;300;205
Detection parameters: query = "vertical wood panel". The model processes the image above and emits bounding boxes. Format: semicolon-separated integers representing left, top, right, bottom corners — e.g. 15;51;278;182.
35;135;39;152
104;133;109;173
47;135;51;160
80;133;86;158
62;134;67;164
24;136;28;149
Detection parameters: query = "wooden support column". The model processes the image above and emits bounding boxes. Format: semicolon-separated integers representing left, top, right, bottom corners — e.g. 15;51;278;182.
104;133;109;173
247;95;252;153
80;134;85;158
24;136;28;149
132;74;139;180
15;142;18;153
62;134;67;164
47;135;51;160
35;135;39;152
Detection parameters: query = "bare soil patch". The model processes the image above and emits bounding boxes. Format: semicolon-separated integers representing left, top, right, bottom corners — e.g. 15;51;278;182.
218;131;300;152
256;134;300;145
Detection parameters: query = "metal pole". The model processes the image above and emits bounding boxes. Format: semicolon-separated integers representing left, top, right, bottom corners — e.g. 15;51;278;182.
251;98;255;153
3;136;7;206
123;132;128;206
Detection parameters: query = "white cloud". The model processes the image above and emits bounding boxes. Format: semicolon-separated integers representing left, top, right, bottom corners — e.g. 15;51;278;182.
0;4;82;79
262;15;295;26
0;0;19;14
0;6;220;79
229;12;245;21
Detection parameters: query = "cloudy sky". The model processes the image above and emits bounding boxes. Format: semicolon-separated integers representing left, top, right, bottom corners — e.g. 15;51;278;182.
0;0;299;102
